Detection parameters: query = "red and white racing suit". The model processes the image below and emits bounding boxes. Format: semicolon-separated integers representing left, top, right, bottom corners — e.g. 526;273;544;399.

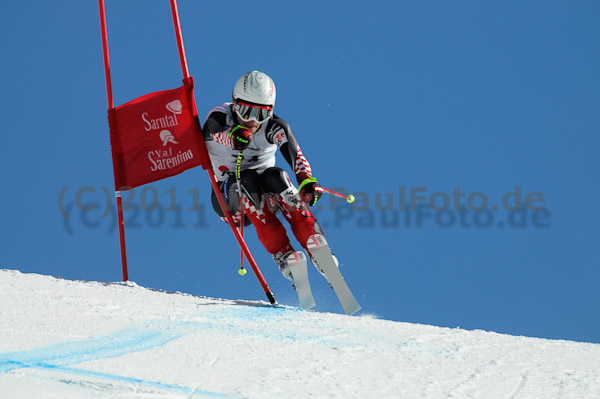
203;103;323;256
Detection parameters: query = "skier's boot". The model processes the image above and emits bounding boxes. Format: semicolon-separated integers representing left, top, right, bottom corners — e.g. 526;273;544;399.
306;234;360;315
306;234;339;287
273;248;317;310
273;249;299;289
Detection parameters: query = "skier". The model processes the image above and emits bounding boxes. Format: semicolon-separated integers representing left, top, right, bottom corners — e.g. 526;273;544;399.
203;70;332;289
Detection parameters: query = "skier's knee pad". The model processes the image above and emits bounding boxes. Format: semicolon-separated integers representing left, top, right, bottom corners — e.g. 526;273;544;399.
261;167;295;195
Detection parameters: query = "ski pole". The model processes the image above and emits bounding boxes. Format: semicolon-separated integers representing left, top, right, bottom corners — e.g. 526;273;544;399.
235;151;247;276
315;186;355;203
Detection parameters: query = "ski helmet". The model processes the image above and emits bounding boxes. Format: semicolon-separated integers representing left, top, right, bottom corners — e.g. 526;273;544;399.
232;71;276;123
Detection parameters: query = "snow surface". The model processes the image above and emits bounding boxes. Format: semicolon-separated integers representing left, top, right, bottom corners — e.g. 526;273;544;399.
0;269;599;398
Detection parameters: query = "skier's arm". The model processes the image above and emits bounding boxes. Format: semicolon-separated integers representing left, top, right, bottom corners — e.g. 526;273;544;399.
268;117;322;205
204;110;250;149
267;116;312;181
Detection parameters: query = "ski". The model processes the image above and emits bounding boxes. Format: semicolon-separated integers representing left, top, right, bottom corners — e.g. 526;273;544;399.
307;234;361;315
286;251;316;310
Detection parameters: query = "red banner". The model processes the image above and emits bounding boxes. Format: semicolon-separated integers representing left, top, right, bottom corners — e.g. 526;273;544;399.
108;77;211;190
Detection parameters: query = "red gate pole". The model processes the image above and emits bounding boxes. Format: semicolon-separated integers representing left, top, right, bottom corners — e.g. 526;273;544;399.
169;0;190;79
168;0;275;304
98;0;129;281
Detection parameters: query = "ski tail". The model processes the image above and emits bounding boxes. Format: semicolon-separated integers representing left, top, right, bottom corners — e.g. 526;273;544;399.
285;251;316;310
307;235;361;315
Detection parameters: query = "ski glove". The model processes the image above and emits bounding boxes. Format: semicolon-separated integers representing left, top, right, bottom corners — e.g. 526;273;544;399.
297;173;322;206
229;125;252;150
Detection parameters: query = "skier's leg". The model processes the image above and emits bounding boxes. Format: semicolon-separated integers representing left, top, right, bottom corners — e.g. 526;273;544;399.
260;167;339;282
210;170;293;256
210;175;251;227
242;191;300;285
280;200;340;281
244;195;294;256
260;167;324;252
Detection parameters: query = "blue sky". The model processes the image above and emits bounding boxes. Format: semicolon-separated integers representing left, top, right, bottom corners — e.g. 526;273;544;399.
2;1;599;343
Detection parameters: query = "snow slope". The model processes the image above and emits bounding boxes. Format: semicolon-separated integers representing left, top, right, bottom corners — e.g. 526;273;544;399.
0;269;598;398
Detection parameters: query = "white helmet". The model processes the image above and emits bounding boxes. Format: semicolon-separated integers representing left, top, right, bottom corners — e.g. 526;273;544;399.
232;71;276;123
233;71;276;106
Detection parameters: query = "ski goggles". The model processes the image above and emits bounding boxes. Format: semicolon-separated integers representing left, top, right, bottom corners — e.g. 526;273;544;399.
233;99;274;123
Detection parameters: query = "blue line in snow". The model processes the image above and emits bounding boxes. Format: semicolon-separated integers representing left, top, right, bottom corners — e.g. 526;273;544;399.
0;327;236;398
0;328;182;374
32;363;233;398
